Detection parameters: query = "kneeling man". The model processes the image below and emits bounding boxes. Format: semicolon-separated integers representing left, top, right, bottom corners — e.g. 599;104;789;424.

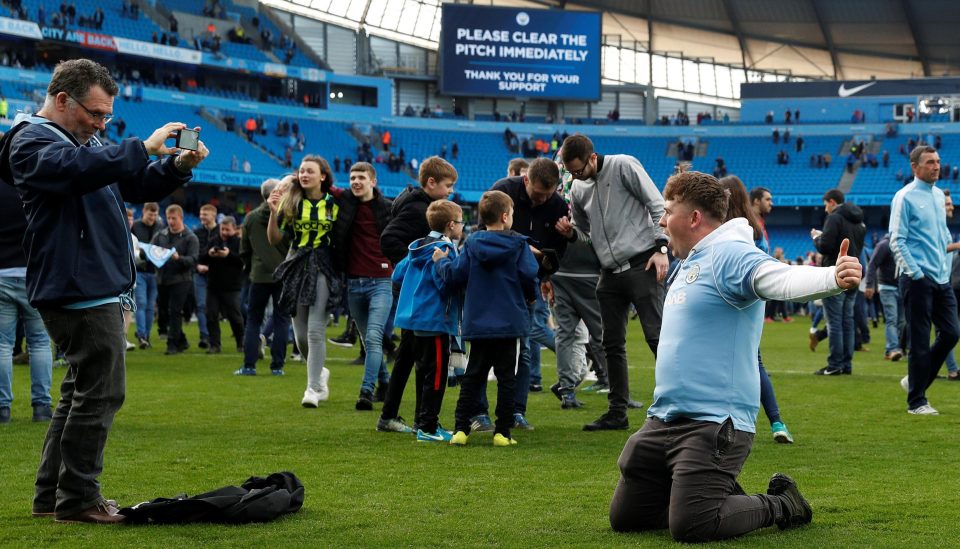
609;171;861;542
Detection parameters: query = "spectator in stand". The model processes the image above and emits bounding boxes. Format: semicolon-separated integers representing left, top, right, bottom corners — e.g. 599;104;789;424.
237;177;292;376
796;136;804;153
242;159;251;173
883;150;890;168
244;117;256;141
123;82;132;101
381;130;391;152
193;204;219;349
772;129;779;144
199;216;245;354
451;140;459;160
785;109;792;124
231;154;238;172
846;154;856;173
132;203;164;348
824;153;832;169
153;205;199;355
795;109;800;123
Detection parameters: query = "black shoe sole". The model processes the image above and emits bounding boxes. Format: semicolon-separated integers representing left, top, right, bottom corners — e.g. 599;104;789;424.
583;420;628;431
355;399;374;411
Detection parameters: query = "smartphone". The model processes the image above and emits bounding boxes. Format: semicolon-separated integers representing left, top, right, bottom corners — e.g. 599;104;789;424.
175;128;200;151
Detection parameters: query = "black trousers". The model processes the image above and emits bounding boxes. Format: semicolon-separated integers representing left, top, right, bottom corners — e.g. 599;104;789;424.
380;329;423;422
156;283;169;334
413;334;449;434
206;288;244;349
610;417;780;542
163;281;192;351
454;338;519;437
596;258;663;416
901;276;960;409
34;304;125;518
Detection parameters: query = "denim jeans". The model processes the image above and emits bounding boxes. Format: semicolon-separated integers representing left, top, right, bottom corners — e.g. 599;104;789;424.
243;282;290;371
0;277;53;407
134;272;157;340
527;292;556;386
347;277;392;393
34;303;125;518
193;273;209;340
822;289;856;372
878;286;902;354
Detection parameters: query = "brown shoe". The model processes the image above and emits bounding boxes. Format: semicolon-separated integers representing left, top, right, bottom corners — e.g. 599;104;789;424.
808;331;818;352
55;500;125;524
35;499;117;518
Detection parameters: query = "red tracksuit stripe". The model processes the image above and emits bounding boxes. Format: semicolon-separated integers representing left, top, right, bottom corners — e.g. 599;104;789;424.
434;336;442;391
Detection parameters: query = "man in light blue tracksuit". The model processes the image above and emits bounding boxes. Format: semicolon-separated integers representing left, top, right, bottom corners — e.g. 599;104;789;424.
889;145;959;415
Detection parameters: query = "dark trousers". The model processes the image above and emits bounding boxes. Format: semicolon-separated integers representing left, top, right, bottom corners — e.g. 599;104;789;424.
413;334;449;434
454;338;519;437
596;259;663;415
380;328;423;421
163;281;192;351
206;288;244;349
243;282;290;371
156;283;169;334
610;417;780;542
34;304;125;518
901;276;960;409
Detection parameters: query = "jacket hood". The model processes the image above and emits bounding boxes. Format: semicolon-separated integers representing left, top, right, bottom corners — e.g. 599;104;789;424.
689;218;755;255
467;230;530;267
835;202;864;224
407;235;456;268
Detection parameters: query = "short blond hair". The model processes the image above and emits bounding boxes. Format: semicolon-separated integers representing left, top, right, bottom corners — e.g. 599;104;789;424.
419;156;458;187
426;200;462;232
478;190;513;226
165;204;184;216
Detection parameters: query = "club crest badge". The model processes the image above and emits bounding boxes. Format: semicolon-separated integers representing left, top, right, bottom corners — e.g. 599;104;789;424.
685;263;700;284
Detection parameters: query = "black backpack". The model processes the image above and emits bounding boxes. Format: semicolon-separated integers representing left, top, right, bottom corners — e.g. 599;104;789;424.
119;471;305;524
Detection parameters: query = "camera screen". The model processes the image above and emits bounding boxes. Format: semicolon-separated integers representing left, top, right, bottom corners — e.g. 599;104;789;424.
176;129;199;151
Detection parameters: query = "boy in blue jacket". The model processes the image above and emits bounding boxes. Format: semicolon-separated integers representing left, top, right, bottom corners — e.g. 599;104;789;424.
393;200;464;442
433;190;539;446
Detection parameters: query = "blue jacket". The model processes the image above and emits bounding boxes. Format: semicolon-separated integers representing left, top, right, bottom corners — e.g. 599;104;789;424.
0;116;191;307
889;178;951;284
436;230;538;340
393;233;461;335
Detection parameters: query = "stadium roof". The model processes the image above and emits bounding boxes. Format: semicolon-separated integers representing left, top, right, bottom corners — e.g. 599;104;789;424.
535;0;959;78
262;0;959;80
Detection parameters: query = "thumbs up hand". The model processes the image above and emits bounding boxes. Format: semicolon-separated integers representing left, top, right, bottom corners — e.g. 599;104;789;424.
834;238;862;290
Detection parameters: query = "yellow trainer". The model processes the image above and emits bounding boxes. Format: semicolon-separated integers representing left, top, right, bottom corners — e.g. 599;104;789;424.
450;431;469;445
492;433;518;447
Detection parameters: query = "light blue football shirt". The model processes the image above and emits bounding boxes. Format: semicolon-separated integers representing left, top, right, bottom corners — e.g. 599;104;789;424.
647;219;775;433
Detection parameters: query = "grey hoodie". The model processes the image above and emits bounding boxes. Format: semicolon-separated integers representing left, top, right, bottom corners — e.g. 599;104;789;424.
569;154;667;270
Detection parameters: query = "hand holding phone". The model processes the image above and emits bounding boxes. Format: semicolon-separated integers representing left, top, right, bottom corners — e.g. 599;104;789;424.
175;128;200;151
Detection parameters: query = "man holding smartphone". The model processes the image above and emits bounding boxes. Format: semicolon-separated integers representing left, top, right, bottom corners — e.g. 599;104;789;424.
0;59;209;523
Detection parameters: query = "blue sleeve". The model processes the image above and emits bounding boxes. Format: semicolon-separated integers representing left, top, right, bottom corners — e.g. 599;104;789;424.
713;242;774;308
430;244;457;297
889;191;921;279
436;246;469;292
11;132;188;200
518;247;540;302
392;255;410;285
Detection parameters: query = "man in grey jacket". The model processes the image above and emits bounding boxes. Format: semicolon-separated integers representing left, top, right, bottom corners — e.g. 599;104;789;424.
557;134;668;431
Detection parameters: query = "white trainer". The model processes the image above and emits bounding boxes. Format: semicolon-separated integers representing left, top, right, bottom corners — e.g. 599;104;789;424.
301;387;321;408
900;375;909;392
317;367;330;401
907;404;939;416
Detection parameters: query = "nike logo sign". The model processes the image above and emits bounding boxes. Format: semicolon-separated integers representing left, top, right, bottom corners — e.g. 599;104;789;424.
838;82;877;98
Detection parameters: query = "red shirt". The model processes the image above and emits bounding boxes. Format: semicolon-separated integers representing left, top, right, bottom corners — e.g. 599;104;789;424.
348;201;393;278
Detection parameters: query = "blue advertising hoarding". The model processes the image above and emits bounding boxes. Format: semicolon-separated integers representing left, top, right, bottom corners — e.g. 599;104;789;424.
440;4;601;101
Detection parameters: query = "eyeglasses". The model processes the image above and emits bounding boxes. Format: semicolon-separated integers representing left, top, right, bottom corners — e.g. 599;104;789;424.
566;157;591;178
65;92;113;124
452;220;465;225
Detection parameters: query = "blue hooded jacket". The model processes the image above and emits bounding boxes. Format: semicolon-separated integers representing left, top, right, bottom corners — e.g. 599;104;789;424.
436;230;538;340
393;233;461;335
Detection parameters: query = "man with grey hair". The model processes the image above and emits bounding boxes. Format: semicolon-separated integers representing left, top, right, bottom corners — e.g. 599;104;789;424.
237;175;293;375
0;58;209;523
